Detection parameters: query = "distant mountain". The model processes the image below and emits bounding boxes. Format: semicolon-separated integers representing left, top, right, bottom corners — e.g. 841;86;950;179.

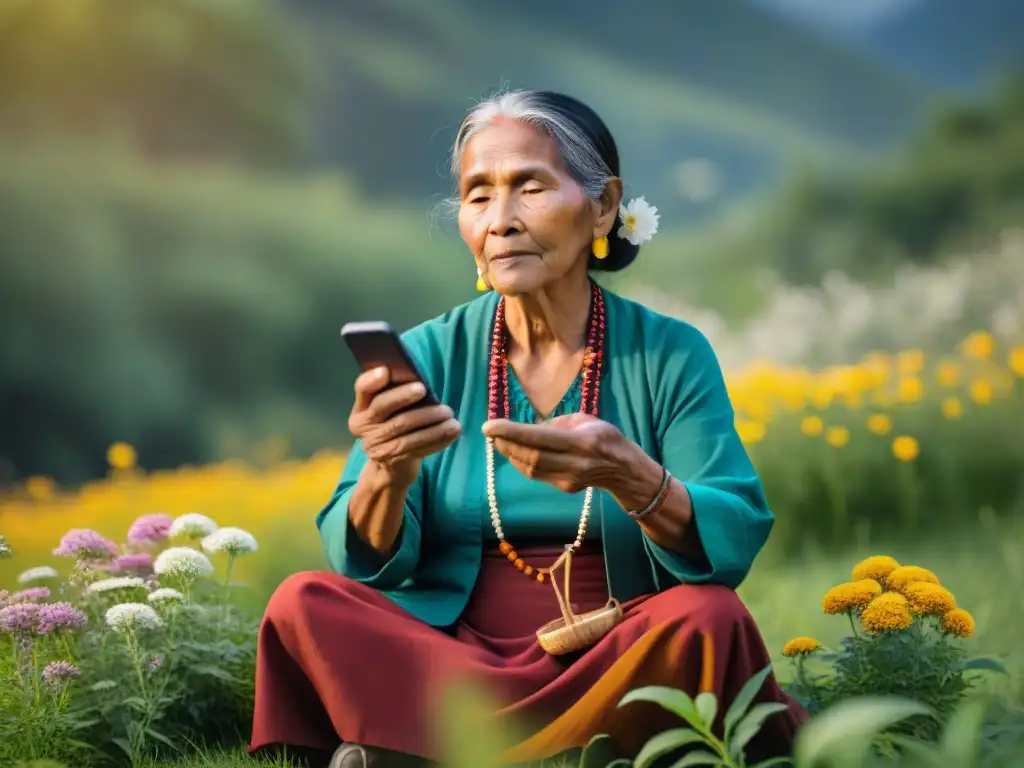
754;0;1024;90
855;0;1024;89
284;0;932;221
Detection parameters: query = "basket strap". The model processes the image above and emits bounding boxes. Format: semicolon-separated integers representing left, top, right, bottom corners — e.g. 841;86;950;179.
547;547;577;627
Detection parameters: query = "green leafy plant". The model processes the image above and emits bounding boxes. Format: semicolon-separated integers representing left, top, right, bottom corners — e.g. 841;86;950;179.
577;665;790;768
790;694;1011;768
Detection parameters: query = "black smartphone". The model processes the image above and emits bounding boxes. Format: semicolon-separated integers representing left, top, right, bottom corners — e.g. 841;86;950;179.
340;321;441;409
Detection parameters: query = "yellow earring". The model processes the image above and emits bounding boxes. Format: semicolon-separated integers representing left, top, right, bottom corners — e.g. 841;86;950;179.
592;235;609;260
476;268;488;292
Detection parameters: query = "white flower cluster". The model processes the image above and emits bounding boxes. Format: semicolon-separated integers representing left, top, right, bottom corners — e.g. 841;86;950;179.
147;588;184;604
86;576;146;594
631;229;1024;371
105;603;163;633
153;547;214;580
201;527;258;557
169;513;218;540
18;566;59;584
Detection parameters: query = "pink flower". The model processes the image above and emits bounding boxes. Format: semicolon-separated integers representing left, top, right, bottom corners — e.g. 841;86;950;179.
112;553;154;576
37;602;87;634
0;603;40;634
0;602;86;635
53;529;118;560
42;660;80;686
6;587;50;605
127;514;174;546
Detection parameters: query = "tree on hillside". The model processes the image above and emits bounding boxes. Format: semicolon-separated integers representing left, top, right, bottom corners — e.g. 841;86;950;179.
0;0;315;165
763;72;1024;285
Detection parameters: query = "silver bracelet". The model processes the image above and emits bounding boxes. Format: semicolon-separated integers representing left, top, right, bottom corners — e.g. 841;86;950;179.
627;467;671;520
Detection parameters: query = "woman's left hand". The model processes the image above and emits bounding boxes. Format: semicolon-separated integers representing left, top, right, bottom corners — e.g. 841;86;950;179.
481;413;625;493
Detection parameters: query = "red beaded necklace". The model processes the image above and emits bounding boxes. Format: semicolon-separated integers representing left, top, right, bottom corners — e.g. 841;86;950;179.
485;283;607;582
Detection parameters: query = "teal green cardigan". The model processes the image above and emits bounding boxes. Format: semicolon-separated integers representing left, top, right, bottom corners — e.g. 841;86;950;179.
316;289;774;628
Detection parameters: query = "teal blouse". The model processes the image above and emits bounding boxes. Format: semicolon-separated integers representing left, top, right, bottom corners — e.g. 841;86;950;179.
316;288;774;628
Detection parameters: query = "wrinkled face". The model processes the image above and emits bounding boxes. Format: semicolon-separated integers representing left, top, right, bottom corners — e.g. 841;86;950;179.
457;119;610;295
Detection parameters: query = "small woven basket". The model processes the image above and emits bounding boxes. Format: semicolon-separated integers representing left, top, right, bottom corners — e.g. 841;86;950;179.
536;545;623;656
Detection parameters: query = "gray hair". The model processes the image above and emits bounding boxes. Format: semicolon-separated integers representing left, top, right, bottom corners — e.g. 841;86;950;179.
447;89;615;201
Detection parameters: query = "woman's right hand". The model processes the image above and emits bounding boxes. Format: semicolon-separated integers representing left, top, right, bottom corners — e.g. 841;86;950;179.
348;367;461;487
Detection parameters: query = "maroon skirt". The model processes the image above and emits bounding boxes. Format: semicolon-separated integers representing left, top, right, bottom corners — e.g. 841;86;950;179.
249;545;806;764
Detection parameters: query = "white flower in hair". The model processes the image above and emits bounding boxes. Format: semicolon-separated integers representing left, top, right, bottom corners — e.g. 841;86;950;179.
617;196;660;246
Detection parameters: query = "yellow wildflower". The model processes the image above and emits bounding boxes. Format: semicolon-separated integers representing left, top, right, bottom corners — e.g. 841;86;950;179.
897;349;925;375
861;592;913;633
886;565;940;593
969;379;993;405
810;388;834;409
825;426;850;448
106;442;137;471
961;331;994;360
866;413;893;435
936;361;960;388
735;419;767;446
801;415;824;437
891;435;919;462
897;377;924;403
745;399;772;422
822;579;883;614
782;637;822;657
941;397;963;420
940;608;975;638
1010;346;1024;378
904;583;957;616
25;476;57;502
851;555;901;583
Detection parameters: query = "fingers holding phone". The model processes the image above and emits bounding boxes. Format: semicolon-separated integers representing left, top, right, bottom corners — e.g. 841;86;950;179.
348;367;461;481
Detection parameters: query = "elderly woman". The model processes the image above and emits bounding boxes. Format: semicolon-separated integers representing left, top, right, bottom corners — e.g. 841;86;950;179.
249;90;806;768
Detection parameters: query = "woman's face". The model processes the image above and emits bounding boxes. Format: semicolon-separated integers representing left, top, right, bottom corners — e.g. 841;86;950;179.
457;119;619;296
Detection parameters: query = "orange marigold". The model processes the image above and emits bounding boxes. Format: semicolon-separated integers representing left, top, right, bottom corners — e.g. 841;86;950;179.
941;608;975;638
886;565;940;593
903;583;957;616
782;637;822;657
851;555;901;583
822;579;883;614
861;592;913;633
